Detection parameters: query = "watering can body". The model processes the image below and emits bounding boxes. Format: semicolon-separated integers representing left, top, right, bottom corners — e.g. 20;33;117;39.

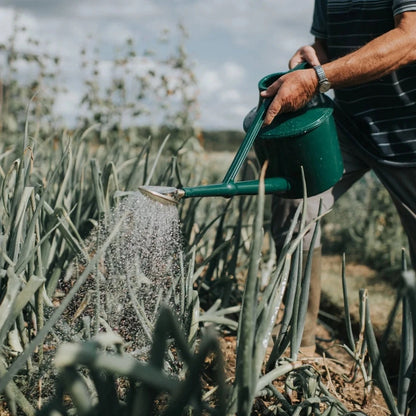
243;72;343;198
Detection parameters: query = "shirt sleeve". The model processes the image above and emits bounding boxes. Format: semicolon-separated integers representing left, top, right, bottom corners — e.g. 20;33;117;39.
393;0;416;15
310;0;328;39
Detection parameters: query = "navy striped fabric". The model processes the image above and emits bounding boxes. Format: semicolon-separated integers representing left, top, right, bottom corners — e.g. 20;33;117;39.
311;0;416;164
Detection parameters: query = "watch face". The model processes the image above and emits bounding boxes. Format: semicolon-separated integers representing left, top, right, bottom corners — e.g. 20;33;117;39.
319;80;331;93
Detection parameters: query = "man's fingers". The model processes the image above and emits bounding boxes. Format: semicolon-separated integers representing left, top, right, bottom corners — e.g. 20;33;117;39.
263;98;282;126
289;46;321;69
289;56;304;69
260;77;287;125
260;78;282;98
302;46;321;66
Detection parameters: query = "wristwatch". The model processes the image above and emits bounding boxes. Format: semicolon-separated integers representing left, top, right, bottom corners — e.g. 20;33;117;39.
313;65;331;93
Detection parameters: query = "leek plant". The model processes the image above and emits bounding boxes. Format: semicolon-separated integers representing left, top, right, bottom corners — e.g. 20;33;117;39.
338;248;416;416
0;126;366;415
37;307;227;416
0;19;380;415
0;94;411;416
365;263;416;415
0;121;203;413
0;123;332;416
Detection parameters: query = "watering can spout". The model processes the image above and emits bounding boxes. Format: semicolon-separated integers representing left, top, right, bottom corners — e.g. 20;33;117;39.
182;177;291;198
138;178;292;205
138;186;185;205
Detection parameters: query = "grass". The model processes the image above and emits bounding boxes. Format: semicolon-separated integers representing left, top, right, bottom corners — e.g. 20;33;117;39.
0;125;414;415
0;65;413;416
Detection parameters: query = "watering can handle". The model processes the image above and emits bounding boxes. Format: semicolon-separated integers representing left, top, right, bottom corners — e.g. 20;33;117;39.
222;63;308;184
222;97;271;184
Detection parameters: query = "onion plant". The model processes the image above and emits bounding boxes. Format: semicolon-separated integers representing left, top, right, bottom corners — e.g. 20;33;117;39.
0;99;413;416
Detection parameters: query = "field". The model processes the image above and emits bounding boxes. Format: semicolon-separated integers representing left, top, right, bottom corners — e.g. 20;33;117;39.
0;136;411;415
0;21;415;415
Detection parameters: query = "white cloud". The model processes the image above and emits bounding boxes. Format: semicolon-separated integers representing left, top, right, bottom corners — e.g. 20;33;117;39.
198;61;246;96
223;62;245;85
219;89;241;103
75;1;161;19
197;61;251;130
199;70;223;95
0;7;15;33
54;89;81;125
0;0;315;130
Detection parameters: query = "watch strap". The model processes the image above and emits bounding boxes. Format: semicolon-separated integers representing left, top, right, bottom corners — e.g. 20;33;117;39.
313;65;331;92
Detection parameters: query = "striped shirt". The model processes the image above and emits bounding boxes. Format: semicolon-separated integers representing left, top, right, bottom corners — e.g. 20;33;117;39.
311;0;416;165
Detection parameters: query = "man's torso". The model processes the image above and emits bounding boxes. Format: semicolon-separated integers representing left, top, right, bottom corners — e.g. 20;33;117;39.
312;0;416;164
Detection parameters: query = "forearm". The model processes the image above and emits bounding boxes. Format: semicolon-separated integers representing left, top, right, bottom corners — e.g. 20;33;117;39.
261;12;416;125
323;12;416;88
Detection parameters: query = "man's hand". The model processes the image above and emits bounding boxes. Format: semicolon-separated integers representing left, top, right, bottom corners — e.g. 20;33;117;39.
260;43;325;126
260;66;318;126
289;45;322;69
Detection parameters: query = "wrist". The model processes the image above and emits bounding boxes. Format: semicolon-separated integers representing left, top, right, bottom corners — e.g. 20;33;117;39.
313;65;331;93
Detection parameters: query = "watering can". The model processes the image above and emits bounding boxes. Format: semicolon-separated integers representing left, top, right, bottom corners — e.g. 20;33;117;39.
139;68;343;205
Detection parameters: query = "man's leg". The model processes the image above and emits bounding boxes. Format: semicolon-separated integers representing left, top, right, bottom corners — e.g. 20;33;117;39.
271;133;370;351
271;190;332;349
300;245;322;350
271;190;333;352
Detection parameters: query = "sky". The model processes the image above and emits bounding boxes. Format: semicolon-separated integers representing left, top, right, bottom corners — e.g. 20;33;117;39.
0;0;315;131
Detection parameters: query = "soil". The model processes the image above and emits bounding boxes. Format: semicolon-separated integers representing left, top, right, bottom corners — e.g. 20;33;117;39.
212;255;398;416
218;328;390;416
0;256;398;416
320;255;402;376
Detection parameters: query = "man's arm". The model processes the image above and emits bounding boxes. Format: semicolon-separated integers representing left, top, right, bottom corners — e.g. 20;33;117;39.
261;12;416;125
323;11;416;88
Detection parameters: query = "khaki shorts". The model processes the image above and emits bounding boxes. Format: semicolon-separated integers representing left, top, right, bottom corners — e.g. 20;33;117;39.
271;131;416;267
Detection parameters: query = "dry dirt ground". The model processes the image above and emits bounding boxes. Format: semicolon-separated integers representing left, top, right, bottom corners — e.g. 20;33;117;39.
219;333;390;416
302;255;398;414
0;259;399;416
215;255;398;415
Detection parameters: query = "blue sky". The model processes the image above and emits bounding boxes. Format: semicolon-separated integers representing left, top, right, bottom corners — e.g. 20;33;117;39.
0;0;315;130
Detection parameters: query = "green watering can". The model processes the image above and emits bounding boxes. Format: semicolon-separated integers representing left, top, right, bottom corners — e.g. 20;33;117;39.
139;69;343;205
